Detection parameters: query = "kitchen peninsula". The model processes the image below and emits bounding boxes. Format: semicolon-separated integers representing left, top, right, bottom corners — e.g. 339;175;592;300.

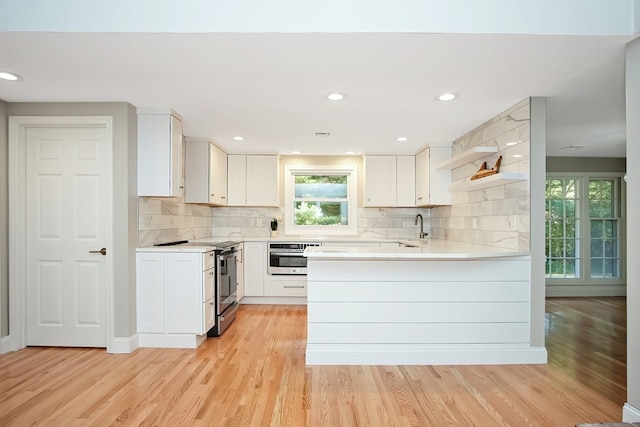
304;240;546;365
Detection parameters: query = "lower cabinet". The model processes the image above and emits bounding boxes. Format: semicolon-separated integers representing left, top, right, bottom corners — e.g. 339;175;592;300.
236;243;245;300
243;241;266;296
136;250;216;348
264;276;307;297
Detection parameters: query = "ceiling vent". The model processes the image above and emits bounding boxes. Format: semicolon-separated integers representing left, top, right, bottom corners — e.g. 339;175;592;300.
315;132;330;137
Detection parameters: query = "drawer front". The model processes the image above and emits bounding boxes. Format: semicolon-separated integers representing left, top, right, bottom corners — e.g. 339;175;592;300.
203;298;216;333
204;250;216;270
265;278;307;297
203;268;215;301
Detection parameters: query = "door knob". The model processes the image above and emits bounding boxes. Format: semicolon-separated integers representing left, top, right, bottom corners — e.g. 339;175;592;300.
89;248;107;256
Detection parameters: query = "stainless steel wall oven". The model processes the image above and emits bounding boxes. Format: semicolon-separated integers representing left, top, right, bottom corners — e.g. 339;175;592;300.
267;242;321;275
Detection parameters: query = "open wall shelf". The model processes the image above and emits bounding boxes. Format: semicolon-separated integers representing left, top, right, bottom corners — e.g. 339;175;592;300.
436;146;498;170
448;172;528;192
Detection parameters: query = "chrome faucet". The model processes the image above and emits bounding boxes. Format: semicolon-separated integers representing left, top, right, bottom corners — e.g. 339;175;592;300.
414;214;427;239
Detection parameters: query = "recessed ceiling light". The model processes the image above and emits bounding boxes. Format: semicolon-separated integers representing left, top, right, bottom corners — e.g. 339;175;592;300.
436;92;458;102
0;71;22;81
232;136;244;141
396;137;408;142
506;141;519;146
325;93;346;101
512;154;524;158
345;151;355;155
292;150;301;154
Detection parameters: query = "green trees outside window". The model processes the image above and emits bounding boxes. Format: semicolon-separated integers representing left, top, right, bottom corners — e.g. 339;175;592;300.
545;175;622;282
293;175;349;226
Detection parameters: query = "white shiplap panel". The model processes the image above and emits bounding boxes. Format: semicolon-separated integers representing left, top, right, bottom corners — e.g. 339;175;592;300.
308;302;530;323
308;258;530;281
307;322;530;344
307;281;529;302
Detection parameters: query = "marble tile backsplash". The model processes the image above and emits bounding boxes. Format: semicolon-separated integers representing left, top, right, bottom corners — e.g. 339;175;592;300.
430;98;531;250
209;206;431;239
138;197;215;247
138;200;431;246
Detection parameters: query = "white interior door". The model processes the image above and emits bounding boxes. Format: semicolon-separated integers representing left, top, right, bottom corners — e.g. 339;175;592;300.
25;125;110;347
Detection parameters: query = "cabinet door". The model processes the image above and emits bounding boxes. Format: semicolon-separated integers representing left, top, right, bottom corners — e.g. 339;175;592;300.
396;155;416;207
264;277;306;297
415;148;429;206
236;244;245;300
428;146;452;205
170;115;184;197
165;253;203;334
364;156;396;207
243;242;265;296
185;140;210;203
209;144;228;205
227;155;247;206
246;155;279;206
136;252;165;333
138;113;183;197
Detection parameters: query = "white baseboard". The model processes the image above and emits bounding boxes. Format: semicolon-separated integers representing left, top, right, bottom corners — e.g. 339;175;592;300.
623;403;640;422
109;334;139;354
306;346;548;365
0;335;12;354
138;333;207;349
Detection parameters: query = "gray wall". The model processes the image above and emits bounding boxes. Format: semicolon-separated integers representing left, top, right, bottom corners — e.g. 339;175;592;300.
0;100;8;338
547;156;626;172
625;35;640;421
4;102;138;340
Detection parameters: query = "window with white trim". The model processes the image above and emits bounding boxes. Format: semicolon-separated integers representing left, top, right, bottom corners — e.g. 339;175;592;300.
545;173;625;285
284;165;358;235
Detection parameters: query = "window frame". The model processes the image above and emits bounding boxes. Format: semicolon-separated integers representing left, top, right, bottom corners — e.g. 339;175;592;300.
284;164;358;236
545;172;626;287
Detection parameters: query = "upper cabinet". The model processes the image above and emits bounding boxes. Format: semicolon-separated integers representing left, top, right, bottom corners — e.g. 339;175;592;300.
415;146;452;206
137;108;183;197
184;138;228;205
227;154;279;207
363;155;415;207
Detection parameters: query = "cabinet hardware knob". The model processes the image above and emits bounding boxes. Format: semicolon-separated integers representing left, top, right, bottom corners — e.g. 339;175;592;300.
221;196;226;199
179;186;184;189
284;285;305;289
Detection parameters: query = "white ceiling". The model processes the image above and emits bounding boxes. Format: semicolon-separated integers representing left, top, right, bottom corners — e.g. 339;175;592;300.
0;31;634;157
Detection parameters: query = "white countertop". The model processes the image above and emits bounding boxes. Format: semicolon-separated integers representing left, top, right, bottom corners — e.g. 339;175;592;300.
304;239;530;260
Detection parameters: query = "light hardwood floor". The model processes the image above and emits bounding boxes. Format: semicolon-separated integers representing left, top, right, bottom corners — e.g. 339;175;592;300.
0;299;626;426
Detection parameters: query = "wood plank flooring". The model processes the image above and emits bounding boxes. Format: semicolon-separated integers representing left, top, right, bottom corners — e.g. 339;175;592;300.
0;299;627;426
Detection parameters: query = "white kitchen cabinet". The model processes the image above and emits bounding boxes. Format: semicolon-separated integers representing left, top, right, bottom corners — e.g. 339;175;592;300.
363;155;415;207
264;276;307;297
243;242;266;296
228;155;279;206
415;146;451;206
137;108;183;197
136;250;216;347
236;243;245;301
227;155;247;205
184;138;228;205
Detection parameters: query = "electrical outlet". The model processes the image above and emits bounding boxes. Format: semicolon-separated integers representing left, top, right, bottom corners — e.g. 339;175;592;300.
358;218;367;227
256;219;263;227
